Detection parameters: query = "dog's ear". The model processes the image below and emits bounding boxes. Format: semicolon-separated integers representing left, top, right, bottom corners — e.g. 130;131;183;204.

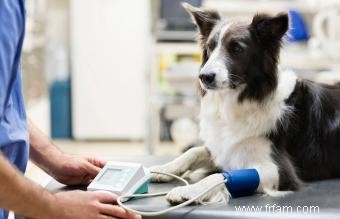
182;2;221;43
251;12;289;41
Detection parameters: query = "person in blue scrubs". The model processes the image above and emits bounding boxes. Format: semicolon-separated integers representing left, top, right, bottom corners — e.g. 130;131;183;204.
0;1;140;219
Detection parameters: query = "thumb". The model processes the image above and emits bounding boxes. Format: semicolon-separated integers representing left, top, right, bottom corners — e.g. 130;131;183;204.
85;161;101;176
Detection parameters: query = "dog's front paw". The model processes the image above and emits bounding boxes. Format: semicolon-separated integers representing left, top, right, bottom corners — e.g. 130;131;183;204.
166;184;201;205
166;174;230;205
149;164;179;183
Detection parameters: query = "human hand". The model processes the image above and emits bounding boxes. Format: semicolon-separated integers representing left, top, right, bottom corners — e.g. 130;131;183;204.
48;190;141;219
50;155;106;185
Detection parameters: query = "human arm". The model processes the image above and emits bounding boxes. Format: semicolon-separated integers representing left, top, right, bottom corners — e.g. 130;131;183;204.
0;153;140;219
0;153;54;217
28;118;104;185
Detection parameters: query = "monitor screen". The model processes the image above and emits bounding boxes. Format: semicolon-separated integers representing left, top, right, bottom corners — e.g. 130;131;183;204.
98;168;123;184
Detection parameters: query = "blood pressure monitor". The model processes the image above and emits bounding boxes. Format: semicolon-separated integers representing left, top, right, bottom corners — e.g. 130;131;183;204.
91;162;260;216
88;161;151;196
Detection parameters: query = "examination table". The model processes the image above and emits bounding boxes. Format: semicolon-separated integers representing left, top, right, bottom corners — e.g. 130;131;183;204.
45;155;340;219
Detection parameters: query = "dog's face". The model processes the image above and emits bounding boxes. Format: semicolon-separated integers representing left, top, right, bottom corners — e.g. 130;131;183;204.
183;3;289;102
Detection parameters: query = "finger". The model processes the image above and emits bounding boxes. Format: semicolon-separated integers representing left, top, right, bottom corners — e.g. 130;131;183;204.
100;205;141;219
80;174;93;185
100;215;118;219
85;162;102;177
96;159;106;168
94;191;118;204
87;157;106;168
126;210;142;219
99;204;131;218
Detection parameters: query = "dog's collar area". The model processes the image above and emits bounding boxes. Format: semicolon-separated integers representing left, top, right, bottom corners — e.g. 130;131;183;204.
223;169;260;198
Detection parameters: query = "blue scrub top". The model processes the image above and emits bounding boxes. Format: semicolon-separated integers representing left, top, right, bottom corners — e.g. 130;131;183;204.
0;0;29;218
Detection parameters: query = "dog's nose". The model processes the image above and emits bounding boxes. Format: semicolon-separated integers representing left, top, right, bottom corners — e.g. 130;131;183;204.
199;73;216;85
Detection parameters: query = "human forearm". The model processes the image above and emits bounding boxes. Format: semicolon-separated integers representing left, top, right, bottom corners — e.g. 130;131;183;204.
28;118;64;175
28;119;106;186
0;154;139;219
0;153;55;218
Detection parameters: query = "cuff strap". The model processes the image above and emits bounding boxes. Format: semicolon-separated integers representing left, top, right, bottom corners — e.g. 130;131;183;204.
222;169;260;198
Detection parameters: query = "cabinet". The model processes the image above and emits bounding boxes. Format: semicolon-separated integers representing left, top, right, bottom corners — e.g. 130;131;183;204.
70;0;151;140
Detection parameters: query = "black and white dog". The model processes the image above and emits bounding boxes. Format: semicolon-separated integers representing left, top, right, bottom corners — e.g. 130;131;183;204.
150;3;340;205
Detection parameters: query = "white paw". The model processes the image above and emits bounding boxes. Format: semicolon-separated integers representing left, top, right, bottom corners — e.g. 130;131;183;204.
166;184;202;205
263;188;293;197
149;164;179;183
166;174;230;205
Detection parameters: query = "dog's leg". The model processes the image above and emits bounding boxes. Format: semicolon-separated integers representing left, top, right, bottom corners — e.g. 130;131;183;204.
166;173;229;205
181;167;214;183
166;161;284;205
251;162;292;197
150;146;215;183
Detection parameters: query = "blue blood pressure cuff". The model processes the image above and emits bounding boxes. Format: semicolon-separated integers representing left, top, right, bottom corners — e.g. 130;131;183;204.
222;169;260;198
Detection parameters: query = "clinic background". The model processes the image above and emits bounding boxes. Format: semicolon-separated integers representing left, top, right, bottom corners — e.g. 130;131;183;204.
23;0;340;182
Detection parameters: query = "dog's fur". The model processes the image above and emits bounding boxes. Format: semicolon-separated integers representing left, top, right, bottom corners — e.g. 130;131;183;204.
150;3;340;205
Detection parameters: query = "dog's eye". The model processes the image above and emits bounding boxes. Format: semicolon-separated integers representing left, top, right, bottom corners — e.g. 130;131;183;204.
229;41;244;54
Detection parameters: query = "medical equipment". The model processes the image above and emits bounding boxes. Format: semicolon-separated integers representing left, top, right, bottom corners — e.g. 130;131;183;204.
87;161;151;196
89;161;259;216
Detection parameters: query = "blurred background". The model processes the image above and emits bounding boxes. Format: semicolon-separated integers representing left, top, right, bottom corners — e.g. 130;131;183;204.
22;0;340;182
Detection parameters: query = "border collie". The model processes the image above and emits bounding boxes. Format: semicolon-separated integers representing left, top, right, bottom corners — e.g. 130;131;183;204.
150;2;340;204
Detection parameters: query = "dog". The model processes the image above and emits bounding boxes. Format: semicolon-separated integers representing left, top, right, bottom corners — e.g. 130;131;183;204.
150;2;340;205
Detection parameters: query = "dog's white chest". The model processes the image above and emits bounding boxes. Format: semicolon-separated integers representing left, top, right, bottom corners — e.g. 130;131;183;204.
199;91;280;170
200;115;273;169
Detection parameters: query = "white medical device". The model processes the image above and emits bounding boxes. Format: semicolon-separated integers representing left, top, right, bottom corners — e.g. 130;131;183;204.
87;161;150;196
88;161;259;217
